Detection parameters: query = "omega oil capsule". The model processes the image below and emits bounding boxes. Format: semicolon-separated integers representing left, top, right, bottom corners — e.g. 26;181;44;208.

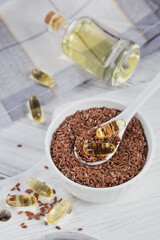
26;177;53;198
29;96;42;122
96;119;126;138
31;69;54;88
83;142;115;156
47;199;71;223
6;194;37;207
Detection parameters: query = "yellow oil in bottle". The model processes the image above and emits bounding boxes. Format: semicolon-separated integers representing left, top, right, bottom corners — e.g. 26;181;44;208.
45;12;140;86
62;20;113;76
62;19;140;85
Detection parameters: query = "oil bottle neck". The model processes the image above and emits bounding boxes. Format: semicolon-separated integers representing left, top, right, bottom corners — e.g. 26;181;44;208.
45;11;69;37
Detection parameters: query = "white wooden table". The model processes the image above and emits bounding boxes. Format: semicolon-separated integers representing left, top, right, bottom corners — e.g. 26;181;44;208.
0;50;160;240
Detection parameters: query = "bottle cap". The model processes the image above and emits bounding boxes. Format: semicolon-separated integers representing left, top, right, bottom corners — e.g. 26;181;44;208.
44;11;64;30
45;11;55;24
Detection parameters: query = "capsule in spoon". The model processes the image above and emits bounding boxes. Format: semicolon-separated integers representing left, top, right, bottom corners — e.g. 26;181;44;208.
83;142;115;156
96;119;126;138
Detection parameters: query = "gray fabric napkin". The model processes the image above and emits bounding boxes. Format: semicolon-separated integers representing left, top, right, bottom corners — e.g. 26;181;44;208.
116;0;160;57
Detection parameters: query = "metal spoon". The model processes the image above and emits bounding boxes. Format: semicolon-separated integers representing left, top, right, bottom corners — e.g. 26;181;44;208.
74;72;160;166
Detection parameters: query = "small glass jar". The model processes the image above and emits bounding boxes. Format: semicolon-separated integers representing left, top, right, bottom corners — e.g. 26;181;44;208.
45;12;140;86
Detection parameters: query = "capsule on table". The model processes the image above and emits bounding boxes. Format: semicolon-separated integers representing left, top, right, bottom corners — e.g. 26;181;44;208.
26;177;53;198
83;142;115;156
29;96;42;122
47;199;71;223
6;195;37;207
31;69;54;88
96;119;126;138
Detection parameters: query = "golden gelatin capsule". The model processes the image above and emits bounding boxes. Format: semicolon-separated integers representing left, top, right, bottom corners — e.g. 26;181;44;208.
31;69;54;88
6;195;37;207
26;177;53;198
29;95;42;122
96;119;126;138
47;199;71;223
83;142;115;156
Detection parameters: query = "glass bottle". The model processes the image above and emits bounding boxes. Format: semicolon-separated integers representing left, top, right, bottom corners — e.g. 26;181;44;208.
45;11;140;86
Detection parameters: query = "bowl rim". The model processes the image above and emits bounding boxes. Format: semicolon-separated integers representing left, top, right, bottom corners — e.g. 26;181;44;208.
45;97;155;192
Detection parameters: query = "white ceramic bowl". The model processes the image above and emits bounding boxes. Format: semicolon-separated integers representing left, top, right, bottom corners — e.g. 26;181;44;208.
45;98;155;203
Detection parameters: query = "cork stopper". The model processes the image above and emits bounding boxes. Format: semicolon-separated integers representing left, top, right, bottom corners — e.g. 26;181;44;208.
44;11;65;30
45;11;55;24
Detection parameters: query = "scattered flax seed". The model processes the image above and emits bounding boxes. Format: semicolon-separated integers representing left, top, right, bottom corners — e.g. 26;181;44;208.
67;209;72;214
55;226;61;230
58;198;62;202
17;144;22;148
40;207;45;212
44;203;49;207
21;225;27;229
34;214;40;220
25;189;33;194
46;210;50;214
44;166;49;170
18;211;23;215
52;189;56;194
17;187;21;191
20;222;25;226
44;221;48;225
25;211;29;214
34;193;39;200
38;200;43;206
77;228;83;231
24;211;34;220
40;213;45;217
49;203;53;208
38;203;43;207
15;183;20;187
11;187;15;191
53;196;57;204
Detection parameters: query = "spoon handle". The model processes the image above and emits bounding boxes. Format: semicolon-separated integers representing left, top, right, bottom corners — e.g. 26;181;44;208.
121;72;160;124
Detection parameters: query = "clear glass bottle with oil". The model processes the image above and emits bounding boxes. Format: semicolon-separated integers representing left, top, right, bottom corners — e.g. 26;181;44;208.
45;11;140;86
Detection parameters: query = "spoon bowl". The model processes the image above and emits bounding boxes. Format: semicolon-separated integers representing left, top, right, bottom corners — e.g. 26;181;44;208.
73;117;126;166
